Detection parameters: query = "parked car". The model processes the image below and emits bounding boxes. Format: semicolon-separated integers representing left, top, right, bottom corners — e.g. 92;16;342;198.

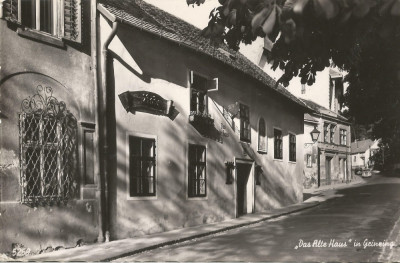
362;168;372;178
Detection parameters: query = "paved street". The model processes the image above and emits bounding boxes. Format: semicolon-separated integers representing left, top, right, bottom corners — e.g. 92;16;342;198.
116;173;400;262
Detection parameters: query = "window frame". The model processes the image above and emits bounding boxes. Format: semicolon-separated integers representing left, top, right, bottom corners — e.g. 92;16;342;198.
239;103;251;142
306;154;312;167
257;117;267;153
189;72;209;116
274;128;283;160
187;144;207;198
126;132;157;200
19;112;77;205
18;0;61;36
289;132;296;162
2;0;82;43
340;128;347;146
324;123;330;143
330;125;336;144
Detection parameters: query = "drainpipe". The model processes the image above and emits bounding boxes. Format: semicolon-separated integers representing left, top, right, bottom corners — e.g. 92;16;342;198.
100;14;119;242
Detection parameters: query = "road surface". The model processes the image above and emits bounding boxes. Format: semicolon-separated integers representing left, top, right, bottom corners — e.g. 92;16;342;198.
116;173;400;262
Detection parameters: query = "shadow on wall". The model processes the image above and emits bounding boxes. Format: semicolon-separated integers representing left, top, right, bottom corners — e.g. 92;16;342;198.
0;74;97;253
104;28;304;239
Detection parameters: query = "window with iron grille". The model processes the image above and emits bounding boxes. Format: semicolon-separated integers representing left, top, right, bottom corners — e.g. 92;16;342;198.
2;0;81;43
258;118;267;153
129;136;156;197
240;104;250;142
340;129;347;145
19;86;77;205
289;133;296;162
188;144;206;197
274;129;283;159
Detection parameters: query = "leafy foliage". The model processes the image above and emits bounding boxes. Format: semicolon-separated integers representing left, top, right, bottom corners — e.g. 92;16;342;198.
194;0;400;165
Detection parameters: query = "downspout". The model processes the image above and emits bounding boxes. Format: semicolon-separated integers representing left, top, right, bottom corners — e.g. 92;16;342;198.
99;6;119;242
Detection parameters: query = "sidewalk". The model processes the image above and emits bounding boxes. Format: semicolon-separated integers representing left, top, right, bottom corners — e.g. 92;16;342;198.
22;201;319;262
303;174;366;195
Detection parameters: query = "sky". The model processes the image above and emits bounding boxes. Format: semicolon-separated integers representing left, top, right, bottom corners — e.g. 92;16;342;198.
144;0;219;29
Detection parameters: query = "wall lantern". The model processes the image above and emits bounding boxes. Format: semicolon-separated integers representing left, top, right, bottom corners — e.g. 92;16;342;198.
225;161;235;184
310;126;321;143
255;165;263;185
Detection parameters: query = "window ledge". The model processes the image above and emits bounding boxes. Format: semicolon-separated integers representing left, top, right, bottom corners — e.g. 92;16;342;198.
127;196;157;201
288;161;297;164
257;150;267;154
187;196;208;201
17;28;65;48
273;158;283;162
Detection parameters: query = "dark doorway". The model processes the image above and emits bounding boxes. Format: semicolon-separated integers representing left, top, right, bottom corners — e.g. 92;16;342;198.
236;163;252;217
326;157;332;185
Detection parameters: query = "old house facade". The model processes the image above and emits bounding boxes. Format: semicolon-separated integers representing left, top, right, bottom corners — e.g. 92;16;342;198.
1;0;310;252
0;0;99;252
302;99;352;188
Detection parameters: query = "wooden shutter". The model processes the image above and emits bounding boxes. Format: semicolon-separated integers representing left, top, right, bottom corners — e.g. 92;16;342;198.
63;0;81;43
2;0;18;22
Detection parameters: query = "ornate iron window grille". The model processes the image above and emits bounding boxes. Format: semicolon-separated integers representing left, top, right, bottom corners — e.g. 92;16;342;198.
18;86;77;206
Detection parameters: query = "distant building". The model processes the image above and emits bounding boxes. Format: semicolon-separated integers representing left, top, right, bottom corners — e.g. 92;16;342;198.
351;139;381;169
251;39;352;189
301;99;352;188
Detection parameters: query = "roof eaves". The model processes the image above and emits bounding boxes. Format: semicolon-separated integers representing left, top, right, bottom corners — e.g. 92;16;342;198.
98;2;312;112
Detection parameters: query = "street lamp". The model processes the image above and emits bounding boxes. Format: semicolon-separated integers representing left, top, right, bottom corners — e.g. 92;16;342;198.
305;126;321;187
310;126;321;143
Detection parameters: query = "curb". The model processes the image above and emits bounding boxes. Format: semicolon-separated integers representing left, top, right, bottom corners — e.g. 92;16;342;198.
105;202;320;261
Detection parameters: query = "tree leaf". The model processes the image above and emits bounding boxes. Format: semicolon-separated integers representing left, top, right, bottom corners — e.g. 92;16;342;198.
391;0;400;15
251;7;273;34
293;0;309;15
261;6;276;35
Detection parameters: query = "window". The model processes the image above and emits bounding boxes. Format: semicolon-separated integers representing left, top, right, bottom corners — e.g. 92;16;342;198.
289;133;296;162
274;129;283;159
188;144;206;197
240;104;251;142
306;154;312;167
19;86;77;205
258;118;267;153
354;155;356;162
129;136;156;197
340;129;347;145
330;125;336;144
2;0;81;43
324;123;330;143
21;0;53;34
190;73;208;115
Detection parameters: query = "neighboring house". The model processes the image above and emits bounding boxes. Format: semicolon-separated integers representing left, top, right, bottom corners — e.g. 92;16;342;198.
301;99;352;188
0;0;99;253
351;139;381;169
256;40;352;189
0;0;311;252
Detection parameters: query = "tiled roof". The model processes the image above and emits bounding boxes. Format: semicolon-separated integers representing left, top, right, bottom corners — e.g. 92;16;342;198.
300;99;348;122
304;113;318;123
98;0;311;111
351;139;374;154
